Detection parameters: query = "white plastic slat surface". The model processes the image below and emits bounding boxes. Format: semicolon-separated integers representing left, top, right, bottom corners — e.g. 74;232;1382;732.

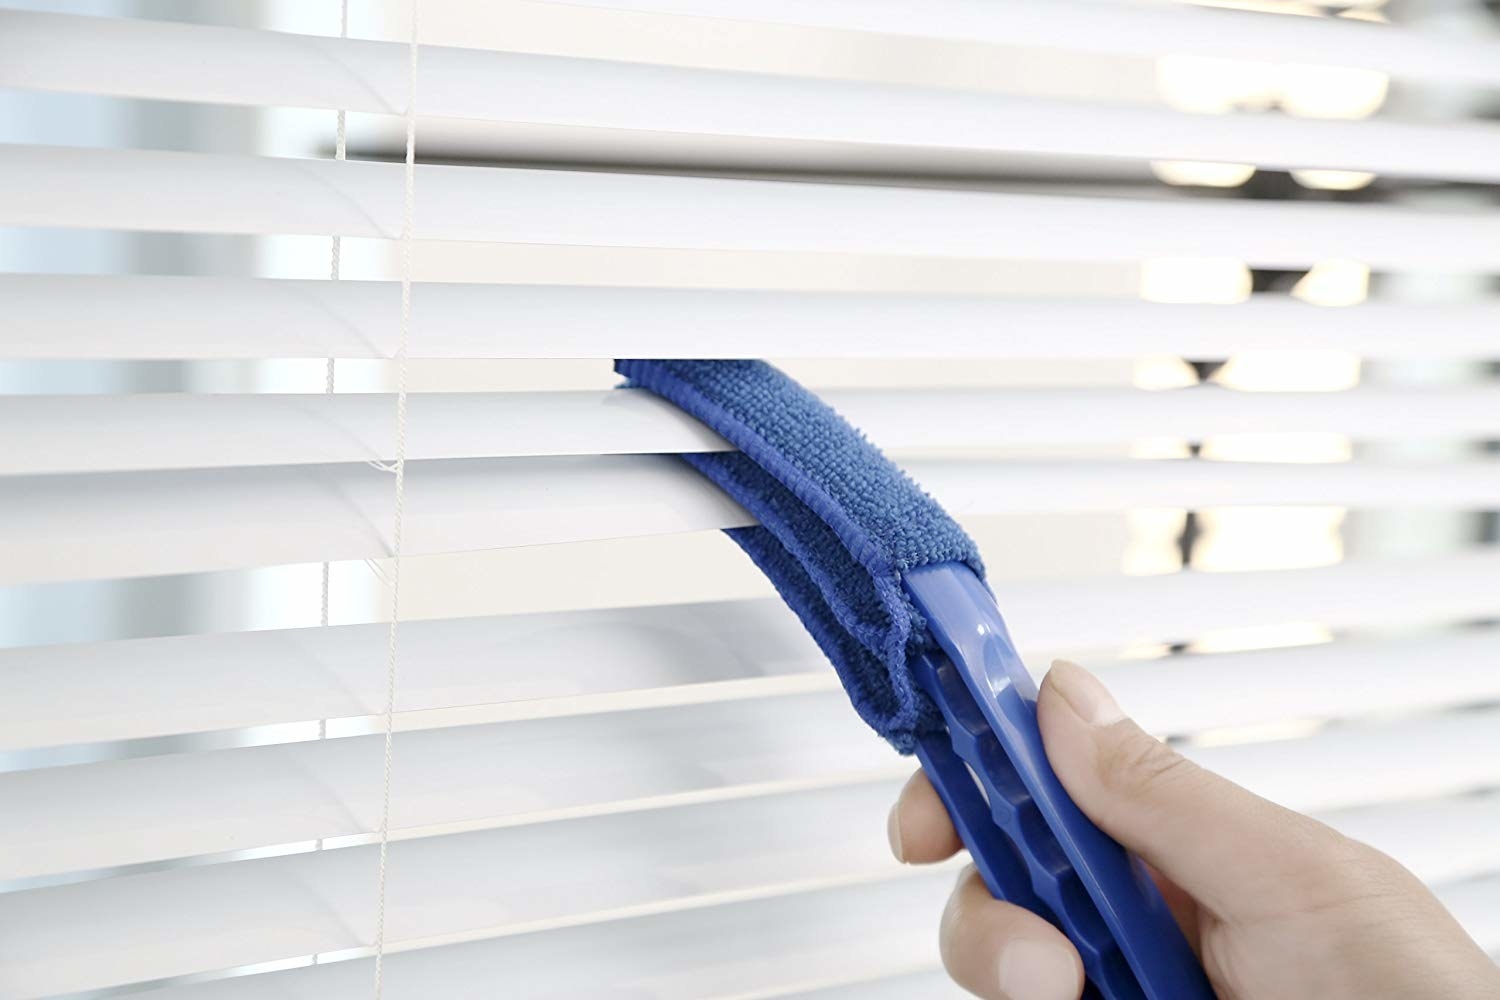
13;385;1500;475
6;457;1500;584
6;276;1499;362
2;781;1496;996
136;874;959;1000
918;460;1500;517
1094;631;1500;739
6;552;1500;749
0;599;831;751
115;869;1500;999
6;11;1500;183
992;551;1500;652
0;691;900;881
0;391;729;475
535;0;1500;90
6;592;1500;752
0;456;752;585
6;145;1500;270
6;683;1500;882
0;782;915;996
1193;708;1500;816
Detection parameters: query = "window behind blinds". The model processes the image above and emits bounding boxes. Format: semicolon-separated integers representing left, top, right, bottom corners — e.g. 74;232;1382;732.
2;0;1500;996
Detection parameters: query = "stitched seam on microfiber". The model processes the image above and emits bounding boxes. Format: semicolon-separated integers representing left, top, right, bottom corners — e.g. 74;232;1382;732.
722;526;935;749
616;361;896;579
681;452;897;655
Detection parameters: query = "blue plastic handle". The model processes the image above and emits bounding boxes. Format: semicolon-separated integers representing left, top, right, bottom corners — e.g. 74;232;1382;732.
904;563;1215;1000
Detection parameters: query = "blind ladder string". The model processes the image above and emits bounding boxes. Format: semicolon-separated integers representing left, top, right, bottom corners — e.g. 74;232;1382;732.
371;0;419;995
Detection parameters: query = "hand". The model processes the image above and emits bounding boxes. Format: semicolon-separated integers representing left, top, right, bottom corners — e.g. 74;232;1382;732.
887;659;1500;1000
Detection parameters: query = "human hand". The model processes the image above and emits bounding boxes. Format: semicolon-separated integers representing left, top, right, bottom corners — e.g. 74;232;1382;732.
887;659;1500;1000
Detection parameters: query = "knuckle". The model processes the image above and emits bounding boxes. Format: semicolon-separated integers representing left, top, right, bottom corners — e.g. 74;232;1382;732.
1282;826;1422;915
1331;839;1418;896
1096;728;1199;801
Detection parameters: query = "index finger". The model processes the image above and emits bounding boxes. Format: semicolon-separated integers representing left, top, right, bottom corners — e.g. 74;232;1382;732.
889;768;964;864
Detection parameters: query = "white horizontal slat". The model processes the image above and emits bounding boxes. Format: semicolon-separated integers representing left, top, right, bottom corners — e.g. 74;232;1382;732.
6;676;1500;881
136;874;957;1000
0;783;921;996
8;587;1500;753
3;779;1496;995
0;456;753;586
6;12;1500;183
0;391;728;475
6;145;1500;270
7;276;1500;362
1097;631;1500;740
8;554;1500;751
13;385;1500;476
996;551;1500;653
6;456;1500;584
846;386;1500;451
1194;708;1500;816
929;459;1500;516
538;0;1500;90
120;870;1500;999
0;599;831;752
0;691;900;881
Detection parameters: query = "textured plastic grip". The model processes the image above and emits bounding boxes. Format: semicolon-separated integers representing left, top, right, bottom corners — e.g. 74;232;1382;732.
904;563;1215;1000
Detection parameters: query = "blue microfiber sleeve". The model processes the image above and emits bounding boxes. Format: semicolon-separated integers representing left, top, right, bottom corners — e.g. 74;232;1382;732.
615;359;985;753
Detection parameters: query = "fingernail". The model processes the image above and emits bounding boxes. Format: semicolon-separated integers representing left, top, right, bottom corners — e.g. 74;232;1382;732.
886;803;905;863
1049;659;1125;727
997;938;1080;1000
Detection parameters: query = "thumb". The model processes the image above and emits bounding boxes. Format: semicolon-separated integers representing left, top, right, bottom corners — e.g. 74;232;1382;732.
1037;658;1353;921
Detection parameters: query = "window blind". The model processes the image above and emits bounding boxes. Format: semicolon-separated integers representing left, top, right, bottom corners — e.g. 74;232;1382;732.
2;1;1500;997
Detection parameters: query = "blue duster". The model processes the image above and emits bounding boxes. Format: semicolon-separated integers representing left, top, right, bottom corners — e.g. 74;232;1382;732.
616;359;984;752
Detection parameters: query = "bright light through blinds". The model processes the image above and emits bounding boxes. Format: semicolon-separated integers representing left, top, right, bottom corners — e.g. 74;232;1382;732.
1;0;1499;997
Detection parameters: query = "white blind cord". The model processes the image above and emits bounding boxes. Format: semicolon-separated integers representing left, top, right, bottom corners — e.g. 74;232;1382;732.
372;2;419;996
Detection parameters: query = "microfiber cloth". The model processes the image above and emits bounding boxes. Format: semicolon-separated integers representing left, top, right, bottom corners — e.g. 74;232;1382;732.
615;359;984;753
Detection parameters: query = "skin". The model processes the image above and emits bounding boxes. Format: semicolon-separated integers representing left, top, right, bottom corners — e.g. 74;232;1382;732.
887;659;1500;1000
